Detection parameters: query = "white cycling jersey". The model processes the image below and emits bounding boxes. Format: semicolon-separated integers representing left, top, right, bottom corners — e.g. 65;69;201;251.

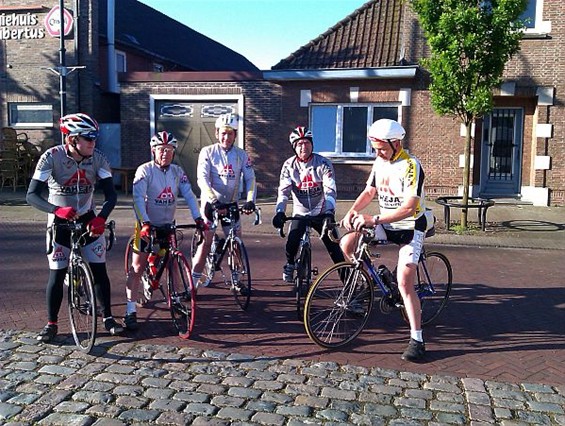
132;161;200;226
367;147;430;231
32;145;112;216
275;153;337;216
197;143;256;206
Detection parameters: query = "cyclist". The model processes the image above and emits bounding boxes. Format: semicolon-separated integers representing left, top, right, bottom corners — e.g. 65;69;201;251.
272;126;345;282
124;131;206;331
26;112;124;342
340;119;434;362
191;113;257;290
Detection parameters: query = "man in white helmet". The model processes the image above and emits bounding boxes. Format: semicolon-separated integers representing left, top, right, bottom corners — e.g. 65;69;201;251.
191;113;257;289
341;119;434;362
26;112;124;342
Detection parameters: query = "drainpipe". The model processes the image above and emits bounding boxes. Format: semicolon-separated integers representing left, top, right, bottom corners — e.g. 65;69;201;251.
107;0;118;93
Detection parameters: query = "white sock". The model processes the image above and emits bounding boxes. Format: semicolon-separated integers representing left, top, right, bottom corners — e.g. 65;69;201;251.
126;301;137;315
411;330;423;342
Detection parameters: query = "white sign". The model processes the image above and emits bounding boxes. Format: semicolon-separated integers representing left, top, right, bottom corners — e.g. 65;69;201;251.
44;6;74;37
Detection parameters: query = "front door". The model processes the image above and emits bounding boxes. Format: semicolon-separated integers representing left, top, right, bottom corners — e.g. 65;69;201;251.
154;101;238;197
480;108;523;197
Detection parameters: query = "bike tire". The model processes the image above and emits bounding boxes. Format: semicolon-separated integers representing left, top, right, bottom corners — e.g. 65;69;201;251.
401;251;453;326
167;252;196;339
303;262;374;349
295;245;311;321
68;259;97;353
228;237;251;310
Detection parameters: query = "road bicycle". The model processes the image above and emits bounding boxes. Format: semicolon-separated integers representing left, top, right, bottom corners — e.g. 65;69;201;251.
56;220;116;353
278;215;332;320
125;223;199;339
190;204;261;311
303;225;453;349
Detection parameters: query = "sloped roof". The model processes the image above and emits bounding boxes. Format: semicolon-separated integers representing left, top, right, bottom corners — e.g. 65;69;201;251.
272;0;404;70
99;0;259;72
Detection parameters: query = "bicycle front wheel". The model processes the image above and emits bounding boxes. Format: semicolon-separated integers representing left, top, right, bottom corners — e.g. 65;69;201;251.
167;253;196;339
304;262;374;349
295;245;311;321
68;260;97;353
228;237;251;310
402;251;453;326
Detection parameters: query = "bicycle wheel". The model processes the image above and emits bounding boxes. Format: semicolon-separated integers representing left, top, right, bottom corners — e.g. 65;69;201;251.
68;259;97;353
304;262;374;349
228;237;251;310
166;253;196;339
401;251;453;326
295;245;311;321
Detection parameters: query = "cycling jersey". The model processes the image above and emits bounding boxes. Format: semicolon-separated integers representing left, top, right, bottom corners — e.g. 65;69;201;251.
132;161;200;226
275;154;336;216
32;145;112;216
197;143;256;206
367;148;429;231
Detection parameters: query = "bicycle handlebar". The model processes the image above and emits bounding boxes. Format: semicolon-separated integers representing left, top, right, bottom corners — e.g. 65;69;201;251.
211;205;262;227
277;214;335;240
53;220;116;251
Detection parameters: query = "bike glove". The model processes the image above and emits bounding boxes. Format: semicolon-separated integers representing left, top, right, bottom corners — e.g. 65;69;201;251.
87;216;106;236
54;206;77;220
272;211;286;229
242;201;255;213
140;222;151;240
195;217;208;231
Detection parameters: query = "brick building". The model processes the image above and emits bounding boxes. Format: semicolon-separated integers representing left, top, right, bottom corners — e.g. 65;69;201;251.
2;0;562;206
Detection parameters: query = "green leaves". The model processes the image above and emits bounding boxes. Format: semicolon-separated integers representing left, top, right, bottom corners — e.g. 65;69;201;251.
412;0;527;123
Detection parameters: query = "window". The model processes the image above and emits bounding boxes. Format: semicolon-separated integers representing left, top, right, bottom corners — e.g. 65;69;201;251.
116;50;126;72
8;103;54;128
521;0;550;34
310;103;400;158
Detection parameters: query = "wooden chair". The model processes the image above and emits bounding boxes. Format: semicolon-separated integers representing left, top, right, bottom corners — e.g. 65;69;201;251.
0;151;20;191
1;127;31;190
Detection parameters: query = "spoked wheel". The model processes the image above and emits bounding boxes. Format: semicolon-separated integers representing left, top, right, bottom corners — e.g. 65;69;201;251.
190;231;215;286
125;235;163;306
304;262;374;349
68;260;97;353
166;253;196;339
295;246;311;321
228;237;251;310
401;251;453;326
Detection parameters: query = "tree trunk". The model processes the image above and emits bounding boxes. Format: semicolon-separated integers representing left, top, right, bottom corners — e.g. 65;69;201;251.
460;121;473;229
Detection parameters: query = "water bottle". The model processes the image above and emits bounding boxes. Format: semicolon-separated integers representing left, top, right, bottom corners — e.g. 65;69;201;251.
377;265;396;289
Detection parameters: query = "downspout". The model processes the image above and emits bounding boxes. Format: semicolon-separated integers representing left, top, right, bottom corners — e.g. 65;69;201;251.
107;0;118;93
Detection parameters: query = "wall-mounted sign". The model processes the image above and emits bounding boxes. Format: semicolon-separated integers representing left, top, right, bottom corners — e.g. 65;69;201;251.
0;12;45;39
44;6;73;37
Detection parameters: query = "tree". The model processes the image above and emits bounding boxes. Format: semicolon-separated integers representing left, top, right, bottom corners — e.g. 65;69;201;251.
411;0;527;229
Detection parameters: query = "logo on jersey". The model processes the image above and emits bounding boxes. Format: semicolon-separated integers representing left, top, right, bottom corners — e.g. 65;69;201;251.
155;186;175;205
61;170;93;194
376;176;401;207
220;164;236;180
51;246;67;263
90;242;105;258
297;172;321;196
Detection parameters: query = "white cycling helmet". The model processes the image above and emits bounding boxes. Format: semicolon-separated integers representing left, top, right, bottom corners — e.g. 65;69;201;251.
150;131;178;149
368;119;406;142
215;113;239;130
59;113;99;140
289;126;313;148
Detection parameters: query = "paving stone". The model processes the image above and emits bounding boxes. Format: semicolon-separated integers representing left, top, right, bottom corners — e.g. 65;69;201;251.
37;412;93;425
117;408;160;422
250;411;286;426
0;402;23;420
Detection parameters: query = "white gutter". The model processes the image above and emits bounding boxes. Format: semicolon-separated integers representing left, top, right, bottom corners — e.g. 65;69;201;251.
107;0;118;93
263;66;418;81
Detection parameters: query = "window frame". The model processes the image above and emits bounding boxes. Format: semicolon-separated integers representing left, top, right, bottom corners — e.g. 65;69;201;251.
309;102;402;160
8;102;54;128
522;0;550;35
116;50;127;73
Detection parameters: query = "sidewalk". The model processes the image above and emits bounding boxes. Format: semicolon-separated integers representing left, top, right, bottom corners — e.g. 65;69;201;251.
2;189;564;250
1;189;564;424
